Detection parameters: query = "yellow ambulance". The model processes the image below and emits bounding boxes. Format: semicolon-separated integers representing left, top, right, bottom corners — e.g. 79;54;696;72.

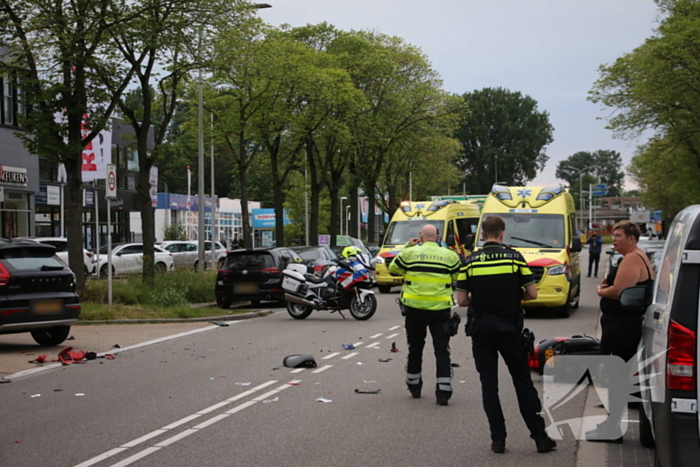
474;184;582;317
374;199;481;293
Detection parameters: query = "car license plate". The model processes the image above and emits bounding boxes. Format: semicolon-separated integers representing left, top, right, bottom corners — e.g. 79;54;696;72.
234;282;260;294
33;299;63;315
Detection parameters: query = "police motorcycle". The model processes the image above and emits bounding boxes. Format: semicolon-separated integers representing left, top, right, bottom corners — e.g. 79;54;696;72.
282;246;377;320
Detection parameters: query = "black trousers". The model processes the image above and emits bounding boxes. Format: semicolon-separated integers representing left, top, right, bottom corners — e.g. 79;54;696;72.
588;253;601;276
471;327;546;441
404;306;452;397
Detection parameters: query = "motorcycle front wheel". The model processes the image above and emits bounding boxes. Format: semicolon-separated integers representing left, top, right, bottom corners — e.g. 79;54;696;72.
349;293;377;320
287;301;313;320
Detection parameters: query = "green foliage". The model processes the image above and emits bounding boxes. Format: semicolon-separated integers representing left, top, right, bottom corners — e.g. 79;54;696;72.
283;171;331;245
82;269;217;306
555;150;625;198
162;222;188;241
454;87;554;194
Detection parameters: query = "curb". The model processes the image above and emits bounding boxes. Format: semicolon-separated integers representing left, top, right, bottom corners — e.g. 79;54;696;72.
76;309;276;326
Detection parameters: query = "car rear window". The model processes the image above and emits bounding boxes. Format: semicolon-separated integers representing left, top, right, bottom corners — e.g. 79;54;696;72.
223;253;274;272
299;250;320;261
0;247;66;271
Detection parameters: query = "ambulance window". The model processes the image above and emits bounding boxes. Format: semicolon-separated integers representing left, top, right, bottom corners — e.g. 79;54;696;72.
446;221;454;241
455;219;477;241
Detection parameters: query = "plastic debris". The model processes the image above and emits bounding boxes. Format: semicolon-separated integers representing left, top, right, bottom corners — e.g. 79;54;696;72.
283;354;317;368
287;382;300;386
390;342;400;353
235;382;251;386
342;344;356;350
263;397;279;403
272;367;280;370
209;321;229;327
355;389;380;394
357;362;363;365
378;358;392;363
54;389;63;392
113;344;121;348
364;380;376;383
66;336;75;341
31;394;41;398
315;398;332;403
0;379;11;384
451;363;460;368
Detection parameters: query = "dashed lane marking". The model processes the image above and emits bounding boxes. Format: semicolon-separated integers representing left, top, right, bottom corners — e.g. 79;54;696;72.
365;342;381;349
290;368;306;373
341;352;359;360
312;365;333;374
322;352;341;360
388;325;401;331
369;333;384;338
385;333;399;339
352;341;365;347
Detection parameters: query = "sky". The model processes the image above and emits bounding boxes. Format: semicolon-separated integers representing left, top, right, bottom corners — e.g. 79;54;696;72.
258;0;661;190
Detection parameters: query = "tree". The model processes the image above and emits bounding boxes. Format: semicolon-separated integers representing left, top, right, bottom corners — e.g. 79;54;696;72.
0;0;141;294
454;87;554;194
556;150;625;199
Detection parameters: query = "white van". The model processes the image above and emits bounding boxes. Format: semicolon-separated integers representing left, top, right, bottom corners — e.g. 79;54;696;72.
622;205;700;466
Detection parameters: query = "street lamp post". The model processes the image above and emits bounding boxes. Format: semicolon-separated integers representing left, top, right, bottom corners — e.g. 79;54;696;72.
339;196;348;236
561;165;594;232
345;205;350;240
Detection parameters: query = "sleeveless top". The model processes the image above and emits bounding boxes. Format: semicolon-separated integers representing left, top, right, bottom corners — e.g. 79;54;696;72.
600;252;655;316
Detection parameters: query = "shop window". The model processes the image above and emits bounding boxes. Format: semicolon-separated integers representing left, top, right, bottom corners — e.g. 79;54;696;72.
39;157;56;182
601;200;609;208
127;147;139;171
1;192;30;238
127;176;136;191
0;75;26;127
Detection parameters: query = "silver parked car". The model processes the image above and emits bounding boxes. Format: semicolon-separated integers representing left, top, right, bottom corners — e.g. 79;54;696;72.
158;241;228;270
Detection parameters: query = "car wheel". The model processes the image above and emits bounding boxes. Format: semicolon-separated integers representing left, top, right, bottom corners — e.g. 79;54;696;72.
556;301;571;318
194;260;207;272
378;285;392;294
286;301;312;319
349;293;377;320
639;405;655;448
100;264;114;279
31;326;71;346
154;262;167;274
216;295;231;310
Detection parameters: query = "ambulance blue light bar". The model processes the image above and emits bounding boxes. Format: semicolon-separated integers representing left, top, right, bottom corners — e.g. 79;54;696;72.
536;185;563;201
491;184;512;200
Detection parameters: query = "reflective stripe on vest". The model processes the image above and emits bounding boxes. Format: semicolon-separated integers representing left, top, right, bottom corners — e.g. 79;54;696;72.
402;292;453;302
404;273;452;285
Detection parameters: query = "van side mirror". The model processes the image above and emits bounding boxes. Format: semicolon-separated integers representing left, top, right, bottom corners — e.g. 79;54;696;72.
619;285;647;310
571;237;582;253
464;234;474;251
446;235;456;247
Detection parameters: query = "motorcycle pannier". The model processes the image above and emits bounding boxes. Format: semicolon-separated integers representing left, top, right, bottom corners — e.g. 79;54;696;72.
282;270;305;294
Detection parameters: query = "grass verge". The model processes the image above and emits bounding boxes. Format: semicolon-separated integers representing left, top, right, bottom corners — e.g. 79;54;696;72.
79;269;255;321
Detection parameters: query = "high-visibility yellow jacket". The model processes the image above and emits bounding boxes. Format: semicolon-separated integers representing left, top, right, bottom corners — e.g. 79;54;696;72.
389;241;461;310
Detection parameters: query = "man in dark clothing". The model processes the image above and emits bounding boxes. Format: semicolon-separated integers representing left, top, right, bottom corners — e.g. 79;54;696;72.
586;233;603;277
456;215;556;455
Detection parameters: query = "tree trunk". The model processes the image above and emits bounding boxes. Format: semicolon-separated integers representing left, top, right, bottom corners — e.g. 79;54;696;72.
328;184;339;247
137;152;155;283
239;134;253;250
366;181;376;244
307;141;320;246
349;186;359;239
64;157;86;295
270;151;285;248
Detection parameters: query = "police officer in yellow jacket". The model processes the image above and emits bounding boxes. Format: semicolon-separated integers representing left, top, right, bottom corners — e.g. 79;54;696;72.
389;224;461;405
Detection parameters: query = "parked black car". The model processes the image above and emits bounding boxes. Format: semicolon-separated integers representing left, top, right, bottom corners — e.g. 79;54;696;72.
215;247;303;308
604;239;666;277
0;239;81;346
290;245;337;274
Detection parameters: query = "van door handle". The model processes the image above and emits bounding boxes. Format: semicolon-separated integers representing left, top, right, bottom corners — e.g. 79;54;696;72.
653;311;660;319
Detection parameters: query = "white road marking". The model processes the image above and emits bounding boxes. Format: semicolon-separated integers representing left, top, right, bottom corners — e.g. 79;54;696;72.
225;400;257;415
341;352;359;360
352;342;364;347
77;379;281;467
110;447;161;467
322;352;341;360
290;368;306;373
192;414;230;430
365;342;381;349
385;333;399;339
311;365;333;374
154;429;198;447
74;448;127;467
369;333;384;338
121;430;167;448
388;325;401;331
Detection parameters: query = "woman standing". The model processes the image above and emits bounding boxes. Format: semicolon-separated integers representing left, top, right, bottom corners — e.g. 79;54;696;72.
586;220;655;443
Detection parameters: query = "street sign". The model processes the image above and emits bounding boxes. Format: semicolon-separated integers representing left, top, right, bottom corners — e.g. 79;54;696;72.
592;191;607;196
593;184;607;190
106;164;117;199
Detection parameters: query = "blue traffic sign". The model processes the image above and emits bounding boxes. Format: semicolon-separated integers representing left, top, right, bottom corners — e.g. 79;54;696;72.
592;191;607;197
593;184;607;190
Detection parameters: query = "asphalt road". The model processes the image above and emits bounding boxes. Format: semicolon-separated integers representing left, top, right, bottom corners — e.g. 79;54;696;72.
2;270;607;467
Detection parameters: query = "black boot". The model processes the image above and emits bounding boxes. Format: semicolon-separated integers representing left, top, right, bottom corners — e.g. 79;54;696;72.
491;440;505;454
534;434;557;453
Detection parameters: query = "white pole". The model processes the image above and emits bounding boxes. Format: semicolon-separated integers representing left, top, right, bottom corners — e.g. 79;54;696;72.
94;181;100;274
197;68;205;272
304;167;309;246
345;205;349;239
579;171;583;232
107;198;112;306
60;183;65;237
210;112;216;268
589;183;592;233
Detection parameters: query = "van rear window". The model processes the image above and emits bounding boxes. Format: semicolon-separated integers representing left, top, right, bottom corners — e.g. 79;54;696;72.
223;253;274;272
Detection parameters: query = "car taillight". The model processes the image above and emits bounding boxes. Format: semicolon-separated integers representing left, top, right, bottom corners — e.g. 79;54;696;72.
86;251;93;258
667;320;696;391
261;267;280;274
0;262;10;286
529;347;540;371
218;269;231;274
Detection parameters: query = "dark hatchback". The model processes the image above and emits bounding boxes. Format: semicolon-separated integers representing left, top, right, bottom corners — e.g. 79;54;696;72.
0;239;81;346
215;247;303;308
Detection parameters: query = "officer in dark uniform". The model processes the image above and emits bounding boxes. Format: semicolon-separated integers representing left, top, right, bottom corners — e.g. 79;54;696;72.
456;215;556;454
